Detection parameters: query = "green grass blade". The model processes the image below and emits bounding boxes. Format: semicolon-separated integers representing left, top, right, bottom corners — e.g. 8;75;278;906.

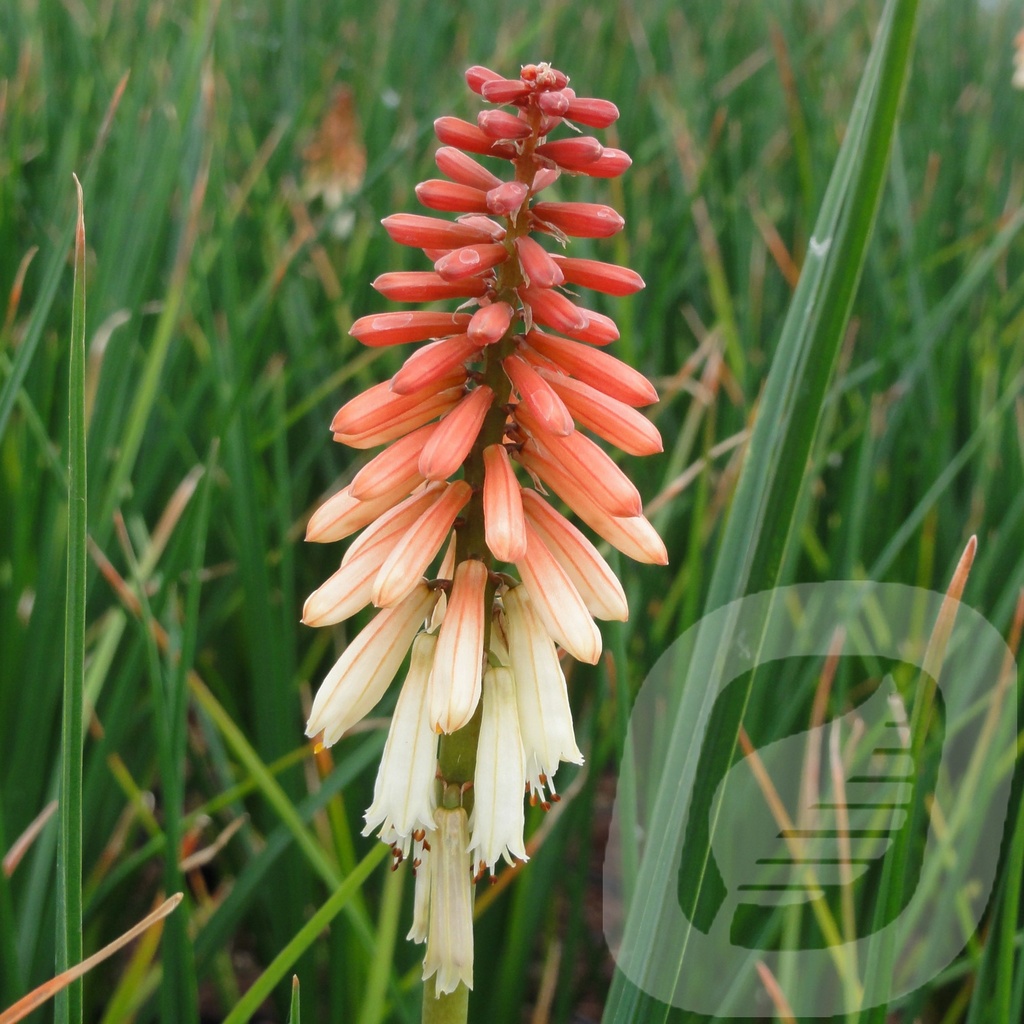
288;976;301;1024
603;1;920;1020
221;843;390;1024
355;861;405;1024
55;175;87;1024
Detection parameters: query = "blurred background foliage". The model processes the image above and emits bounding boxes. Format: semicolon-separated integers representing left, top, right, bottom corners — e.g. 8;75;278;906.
1;0;1023;1020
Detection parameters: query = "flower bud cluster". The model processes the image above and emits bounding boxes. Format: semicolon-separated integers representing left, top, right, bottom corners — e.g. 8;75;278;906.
303;62;666;995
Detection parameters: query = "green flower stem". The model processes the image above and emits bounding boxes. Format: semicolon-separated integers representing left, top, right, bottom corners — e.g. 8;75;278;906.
421;976;469;1024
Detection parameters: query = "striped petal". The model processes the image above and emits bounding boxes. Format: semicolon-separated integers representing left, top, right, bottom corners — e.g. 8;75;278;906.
430;559;488;733
343;484;445;567
331;370;466;436
303;489;442;626
470;665;528;873
349;423;435;501
515;404;642;518
523;330;658;407
502;585;583;800
334;385;465;450
503;355;574;437
306;583;438;746
391;334;482;396
482;443;527;562
515;520;601;665
362;631;439;852
306;480;420;544
515;443;667;564
521;489;628;621
540;370;663;455
373;482;473;607
418;386;494;480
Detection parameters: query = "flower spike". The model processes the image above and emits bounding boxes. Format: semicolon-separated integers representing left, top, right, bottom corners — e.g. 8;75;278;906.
302;61;664;996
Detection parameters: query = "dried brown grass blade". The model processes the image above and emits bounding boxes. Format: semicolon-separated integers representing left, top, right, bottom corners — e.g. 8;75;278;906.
0;893;183;1024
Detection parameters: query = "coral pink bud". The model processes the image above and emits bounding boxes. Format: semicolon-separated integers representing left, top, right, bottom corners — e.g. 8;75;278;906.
391;334;482;395
480;78;532;104
415;179;490;214
519;284;589;334
521;490;628;621
306;481;419;544
514;236;564;288
372;482;473;607
531;202;624;238
515;405;643;518
582;148;632;178
434;243;509;282
434;116;517;157
537;115;563;137
332;379;466;450
465;65;503;95
530;167;560;194
383;213;498;249
536;90;571;116
482;444;527;562
503;355;574;437
455;215;507;240
540;371;663;456
515;520;601;664
468;302;515;345
563;96;619;128
350;423;436;500
477;109;532;140
523;331;659;406
331;371;466;436
431;559;489;733
551;257;645;296
435;146;503;191
595;512;668;566
418;386;495;480
485;181;529;216
520;64;568;89
535;137;604;170
350;310;472;348
517;445;667;564
564;308;619;346
372;271;486;302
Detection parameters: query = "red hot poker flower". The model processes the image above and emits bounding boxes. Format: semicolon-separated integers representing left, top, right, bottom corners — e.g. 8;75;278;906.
303;61;666;995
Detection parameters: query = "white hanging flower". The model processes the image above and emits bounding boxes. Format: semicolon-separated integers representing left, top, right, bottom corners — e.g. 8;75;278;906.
423;807;474;996
362;632;439;856
503;585;584;804
470;665;528;874
407;838;431;945
430;559;488;733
